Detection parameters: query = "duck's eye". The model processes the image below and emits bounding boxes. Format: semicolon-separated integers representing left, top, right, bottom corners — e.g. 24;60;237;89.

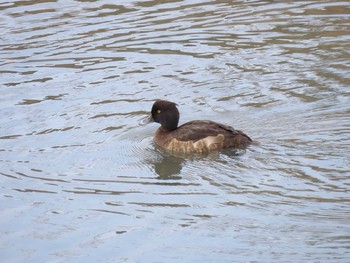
157;110;161;114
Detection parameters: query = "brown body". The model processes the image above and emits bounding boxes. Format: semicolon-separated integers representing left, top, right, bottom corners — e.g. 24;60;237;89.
150;100;253;154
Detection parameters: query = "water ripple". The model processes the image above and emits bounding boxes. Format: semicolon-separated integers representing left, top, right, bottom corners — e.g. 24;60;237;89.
1;0;350;262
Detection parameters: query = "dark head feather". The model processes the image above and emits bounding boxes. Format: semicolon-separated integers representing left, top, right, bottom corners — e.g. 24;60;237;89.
151;100;179;131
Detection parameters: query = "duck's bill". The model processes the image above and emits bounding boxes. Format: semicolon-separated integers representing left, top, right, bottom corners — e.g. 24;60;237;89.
139;115;154;126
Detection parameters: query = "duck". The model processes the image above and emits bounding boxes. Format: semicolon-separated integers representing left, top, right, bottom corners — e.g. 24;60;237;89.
148;100;254;153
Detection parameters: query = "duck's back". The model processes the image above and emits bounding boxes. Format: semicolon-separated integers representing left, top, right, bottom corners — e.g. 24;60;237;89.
164;120;252;153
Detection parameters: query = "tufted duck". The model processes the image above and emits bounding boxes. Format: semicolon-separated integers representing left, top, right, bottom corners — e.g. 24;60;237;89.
148;100;254;153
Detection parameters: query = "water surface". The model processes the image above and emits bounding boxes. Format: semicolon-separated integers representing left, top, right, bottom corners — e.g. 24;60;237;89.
1;0;350;262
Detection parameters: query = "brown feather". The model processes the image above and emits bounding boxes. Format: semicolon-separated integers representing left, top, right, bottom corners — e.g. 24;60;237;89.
172;120;252;148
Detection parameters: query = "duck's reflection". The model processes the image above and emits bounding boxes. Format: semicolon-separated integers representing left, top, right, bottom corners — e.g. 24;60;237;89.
149;148;247;179
152;154;184;180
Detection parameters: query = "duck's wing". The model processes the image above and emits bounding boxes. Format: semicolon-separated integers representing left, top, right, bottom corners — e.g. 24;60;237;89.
173;120;252;143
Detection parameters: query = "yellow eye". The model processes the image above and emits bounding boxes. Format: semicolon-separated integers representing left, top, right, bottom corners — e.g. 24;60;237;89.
157;110;161;114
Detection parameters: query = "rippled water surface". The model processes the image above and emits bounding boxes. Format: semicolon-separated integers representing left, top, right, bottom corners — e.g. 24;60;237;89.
1;0;350;262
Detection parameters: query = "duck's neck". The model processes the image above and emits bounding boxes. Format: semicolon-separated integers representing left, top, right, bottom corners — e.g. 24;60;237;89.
161;115;179;131
161;121;178;131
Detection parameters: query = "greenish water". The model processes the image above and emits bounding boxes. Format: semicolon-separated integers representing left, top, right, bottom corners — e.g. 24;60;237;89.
1;0;349;262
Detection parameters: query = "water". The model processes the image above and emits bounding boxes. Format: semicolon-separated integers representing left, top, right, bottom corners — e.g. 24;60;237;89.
1;0;350;262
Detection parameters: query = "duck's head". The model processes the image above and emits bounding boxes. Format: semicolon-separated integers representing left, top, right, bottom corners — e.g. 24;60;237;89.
150;100;179;131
